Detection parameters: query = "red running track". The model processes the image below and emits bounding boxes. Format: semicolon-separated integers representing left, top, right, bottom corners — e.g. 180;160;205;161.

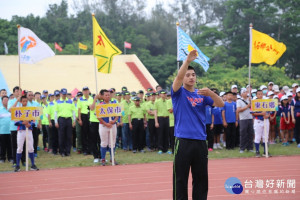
0;156;299;200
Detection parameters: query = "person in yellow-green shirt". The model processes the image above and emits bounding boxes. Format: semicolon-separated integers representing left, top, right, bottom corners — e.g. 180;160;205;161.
115;92;123;149
78;87;93;156
47;92;58;154
154;90;170;154
129;96;147;153
41;95;50;152
54;88;76;157
146;92;158;151
88;93;102;163
167;93;175;154
121;91;133;151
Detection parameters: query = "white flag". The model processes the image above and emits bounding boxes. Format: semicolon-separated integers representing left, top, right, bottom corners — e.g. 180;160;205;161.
4;42;8;54
18;27;55;64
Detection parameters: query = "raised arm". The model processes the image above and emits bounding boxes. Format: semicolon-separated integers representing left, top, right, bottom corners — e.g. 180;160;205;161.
172;50;198;92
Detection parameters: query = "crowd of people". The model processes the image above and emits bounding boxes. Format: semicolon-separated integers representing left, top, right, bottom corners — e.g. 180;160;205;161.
0;82;300;172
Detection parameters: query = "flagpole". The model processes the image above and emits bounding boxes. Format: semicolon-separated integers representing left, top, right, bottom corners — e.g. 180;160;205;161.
17;24;21;88
176;22;180;71
248;23;253;93
124;43;126;55
92;13;99;94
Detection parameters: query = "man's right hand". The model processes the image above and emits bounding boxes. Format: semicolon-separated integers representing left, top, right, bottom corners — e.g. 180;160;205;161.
105;123;112;128
187;49;198;63
55;123;59;128
78;119;83;126
155;122;159;128
223;122;228;128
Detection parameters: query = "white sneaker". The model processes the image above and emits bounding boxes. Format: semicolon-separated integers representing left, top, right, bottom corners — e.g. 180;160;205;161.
217;143;223;149
223;142;226;148
93;158;99;163
213;143;217;149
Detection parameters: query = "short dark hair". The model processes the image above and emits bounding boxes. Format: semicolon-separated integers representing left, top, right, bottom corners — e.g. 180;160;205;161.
20;96;27;101
187;66;196;73
34;92;41;96
13;86;20;92
1;95;8;101
156;85;161;90
0;89;6;92
100;89;109;95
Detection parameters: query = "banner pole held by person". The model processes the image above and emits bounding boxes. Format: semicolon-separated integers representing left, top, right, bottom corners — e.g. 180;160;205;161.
248;23;253;93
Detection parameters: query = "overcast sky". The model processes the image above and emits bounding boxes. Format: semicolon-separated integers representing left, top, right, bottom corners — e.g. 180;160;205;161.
0;0;172;20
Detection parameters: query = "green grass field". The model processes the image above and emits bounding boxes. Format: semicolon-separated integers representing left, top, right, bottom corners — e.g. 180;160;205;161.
0;141;299;172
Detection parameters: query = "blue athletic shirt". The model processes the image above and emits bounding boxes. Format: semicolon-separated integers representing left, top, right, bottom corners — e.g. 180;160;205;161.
291;99;300;117
279;104;290;118
221;101;236;123
205;106;212;125
171;86;214;140
212;107;223;125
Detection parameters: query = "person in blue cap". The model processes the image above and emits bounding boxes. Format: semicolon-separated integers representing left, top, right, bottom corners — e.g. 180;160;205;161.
171;50;224;200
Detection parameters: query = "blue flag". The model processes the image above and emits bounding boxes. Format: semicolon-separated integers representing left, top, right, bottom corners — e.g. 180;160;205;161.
177;26;210;71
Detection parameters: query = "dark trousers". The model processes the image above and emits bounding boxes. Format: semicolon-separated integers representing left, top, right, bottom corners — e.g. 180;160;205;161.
132;119;144;151
32;126;40;153
51;120;59;154
158;117;169;152
81;114;90;154
116;125;122;148
235;124;240;147
206;124;214;149
42;125;49;149
0;134;12;161
173;138;208;200
11;131;25;164
225;123;236;150
89;122;100;159
295;116;300;144
72;127;76;148
148;119;158;149
169;127;175;154
239;119;254;151
58;117;72;155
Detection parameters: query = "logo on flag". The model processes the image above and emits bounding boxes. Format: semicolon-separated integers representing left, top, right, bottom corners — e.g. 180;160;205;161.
55;42;62;52
79;42;87;50
124;41;132;49
177;26;210;71
251;29;286;65
92;15;122;74
20;36;36;52
18;27;55;64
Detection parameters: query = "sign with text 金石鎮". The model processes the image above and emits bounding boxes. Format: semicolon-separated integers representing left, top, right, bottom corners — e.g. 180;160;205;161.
96;104;122;118
251;99;278;112
11;107;43;121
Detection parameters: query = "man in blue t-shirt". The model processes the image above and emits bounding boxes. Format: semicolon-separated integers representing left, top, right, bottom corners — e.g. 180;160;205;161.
221;91;238;150
172;50;224;200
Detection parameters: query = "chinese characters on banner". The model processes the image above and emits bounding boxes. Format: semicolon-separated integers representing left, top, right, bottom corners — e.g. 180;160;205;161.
251;99;278;112
244;179;296;195
96;104;122;118
11;107;43;121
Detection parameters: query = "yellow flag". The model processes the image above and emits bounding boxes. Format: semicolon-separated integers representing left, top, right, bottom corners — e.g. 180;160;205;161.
79;42;87;50
251;29;286;65
92;15;122;73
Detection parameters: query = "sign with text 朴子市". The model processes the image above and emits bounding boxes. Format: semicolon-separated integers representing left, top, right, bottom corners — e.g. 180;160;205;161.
11;107;43;121
96;104;122;118
251;99;278;112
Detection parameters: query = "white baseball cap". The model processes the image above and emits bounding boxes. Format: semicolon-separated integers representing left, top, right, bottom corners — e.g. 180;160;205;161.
287;92;293;97
268;82;274;86
273;95;279;99
260;85;267;90
297;88;300;93
219;92;226;97
240;88;247;94
273;85;279;90
281;95;288;101
251;89;257;93
237;95;241;99
231;85;238;90
292;83;299;88
267;91;274;96
283;86;289;92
